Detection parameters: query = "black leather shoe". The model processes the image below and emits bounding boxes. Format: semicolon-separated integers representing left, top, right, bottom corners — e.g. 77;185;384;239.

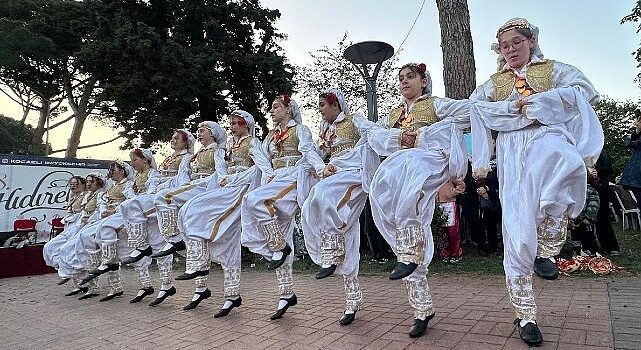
151;241;186;258
515;319;543;347
316;265;337;279
99;291;123;302
121;246;153;265
149;286;176;307
339;312;355;325
409;313;435;338
175;269;209;281
65;287;88;296
213;297;242;318
88;263;120;277
130;287;155;303
57;278;71;285
183;288;212;310
267;245;292;270
389;262;418;280
78;292;99;300
533;257;559;280
270;294;297;320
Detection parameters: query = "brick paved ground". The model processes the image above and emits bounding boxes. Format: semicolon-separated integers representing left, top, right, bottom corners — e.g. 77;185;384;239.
609;279;641;350
0;268;634;350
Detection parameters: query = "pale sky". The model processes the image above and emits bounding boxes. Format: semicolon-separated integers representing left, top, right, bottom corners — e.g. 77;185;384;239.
0;0;639;160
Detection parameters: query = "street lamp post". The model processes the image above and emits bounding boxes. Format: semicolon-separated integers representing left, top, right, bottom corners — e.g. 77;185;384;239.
343;41;394;122
343;41;394;261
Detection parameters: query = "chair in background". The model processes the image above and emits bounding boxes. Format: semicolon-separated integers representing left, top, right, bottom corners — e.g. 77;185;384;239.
10;218;38;246
49;216;65;240
610;185;641;230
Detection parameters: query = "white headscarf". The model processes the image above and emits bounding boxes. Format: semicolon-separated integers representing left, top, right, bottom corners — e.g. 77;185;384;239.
290;98;302;124
491;17;544;71
321;88;350;114
198;121;227;148
86;173;106;188
131;148;157;170
230;110;256;136
110;160;135;182
176;129;196;153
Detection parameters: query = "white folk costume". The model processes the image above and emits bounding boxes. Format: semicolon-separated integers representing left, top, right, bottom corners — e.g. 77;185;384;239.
469;18;603;326
43;189;86;270
366;66;471;334
241;97;325;319
57;180;105;296
77;165;134;300
301;89;380;324
177;110;269;314
154;125;225;254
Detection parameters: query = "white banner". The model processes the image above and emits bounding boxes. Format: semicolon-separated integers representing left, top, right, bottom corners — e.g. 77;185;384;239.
0;154;110;233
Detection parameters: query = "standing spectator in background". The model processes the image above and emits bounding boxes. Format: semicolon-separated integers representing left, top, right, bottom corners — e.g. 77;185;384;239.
477;167;500;256
438;180;464;262
569;170;600;256
620;109;641;210
594;153;620;255
460;162;481;248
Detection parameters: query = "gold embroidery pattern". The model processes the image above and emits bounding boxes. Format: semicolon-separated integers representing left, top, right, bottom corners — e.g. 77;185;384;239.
536;215;569;258
100;243;118;265
320;231;346;266
160;153;183;172
223;267;241;297
191;147;216;177
506;275;537;321
105;182;128;213
321;115;359;159
272;158;300;169
259;221;286;251
126;222;147;248
396;225;425;265
344;276;363;312
137;265;152;288
490;60;555;101
226;137;255;170
186;239;209;272
404;276;435;319
106;270;123;294
133;169;150;194
67;194;84;214
157;258;173;285
388;98;438;130
275;263;294;296
83;191;100;214
158;209;179;237
526;60;554;93
267;126;302;160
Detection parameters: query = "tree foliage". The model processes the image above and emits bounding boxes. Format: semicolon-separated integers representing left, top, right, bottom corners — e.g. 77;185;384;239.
622;1;641;85
294;33;400;127
81;0;294;143
0;114;48;155
594;97;639;176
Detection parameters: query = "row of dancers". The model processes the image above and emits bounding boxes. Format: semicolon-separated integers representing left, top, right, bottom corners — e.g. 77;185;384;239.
43;18;603;347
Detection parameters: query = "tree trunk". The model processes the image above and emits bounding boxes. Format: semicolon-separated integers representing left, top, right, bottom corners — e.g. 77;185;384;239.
30;97;49;153
65;112;86;158
436;0;476;99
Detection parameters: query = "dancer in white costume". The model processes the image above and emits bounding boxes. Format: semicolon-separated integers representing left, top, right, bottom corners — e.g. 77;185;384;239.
57;174;105;298
367;63;471;338
43;176;87;282
176;110;270;315
118;148;174;304
151;123;226;258
301;88;379;326
241;95;325;320
140;129;195;306
469;18;603;347
78;161;134;301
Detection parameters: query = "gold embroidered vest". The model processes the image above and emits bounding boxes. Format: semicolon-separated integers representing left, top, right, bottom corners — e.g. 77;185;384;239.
134;168;151;195
84;191;100;215
191;146;216;178
490;59;555;101
320;115;360;160
159;153;184;177
388;97;439;131
67;194;84;214
226;137;255;174
105;181;128;213
267;126;302;169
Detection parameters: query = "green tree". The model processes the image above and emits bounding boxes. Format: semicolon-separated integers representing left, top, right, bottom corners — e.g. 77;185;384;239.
622;1;641;85
594;97;638;176
0;114;48;155
81;0;294;144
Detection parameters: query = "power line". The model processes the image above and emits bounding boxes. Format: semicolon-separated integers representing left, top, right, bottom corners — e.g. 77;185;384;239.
391;0;426;60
